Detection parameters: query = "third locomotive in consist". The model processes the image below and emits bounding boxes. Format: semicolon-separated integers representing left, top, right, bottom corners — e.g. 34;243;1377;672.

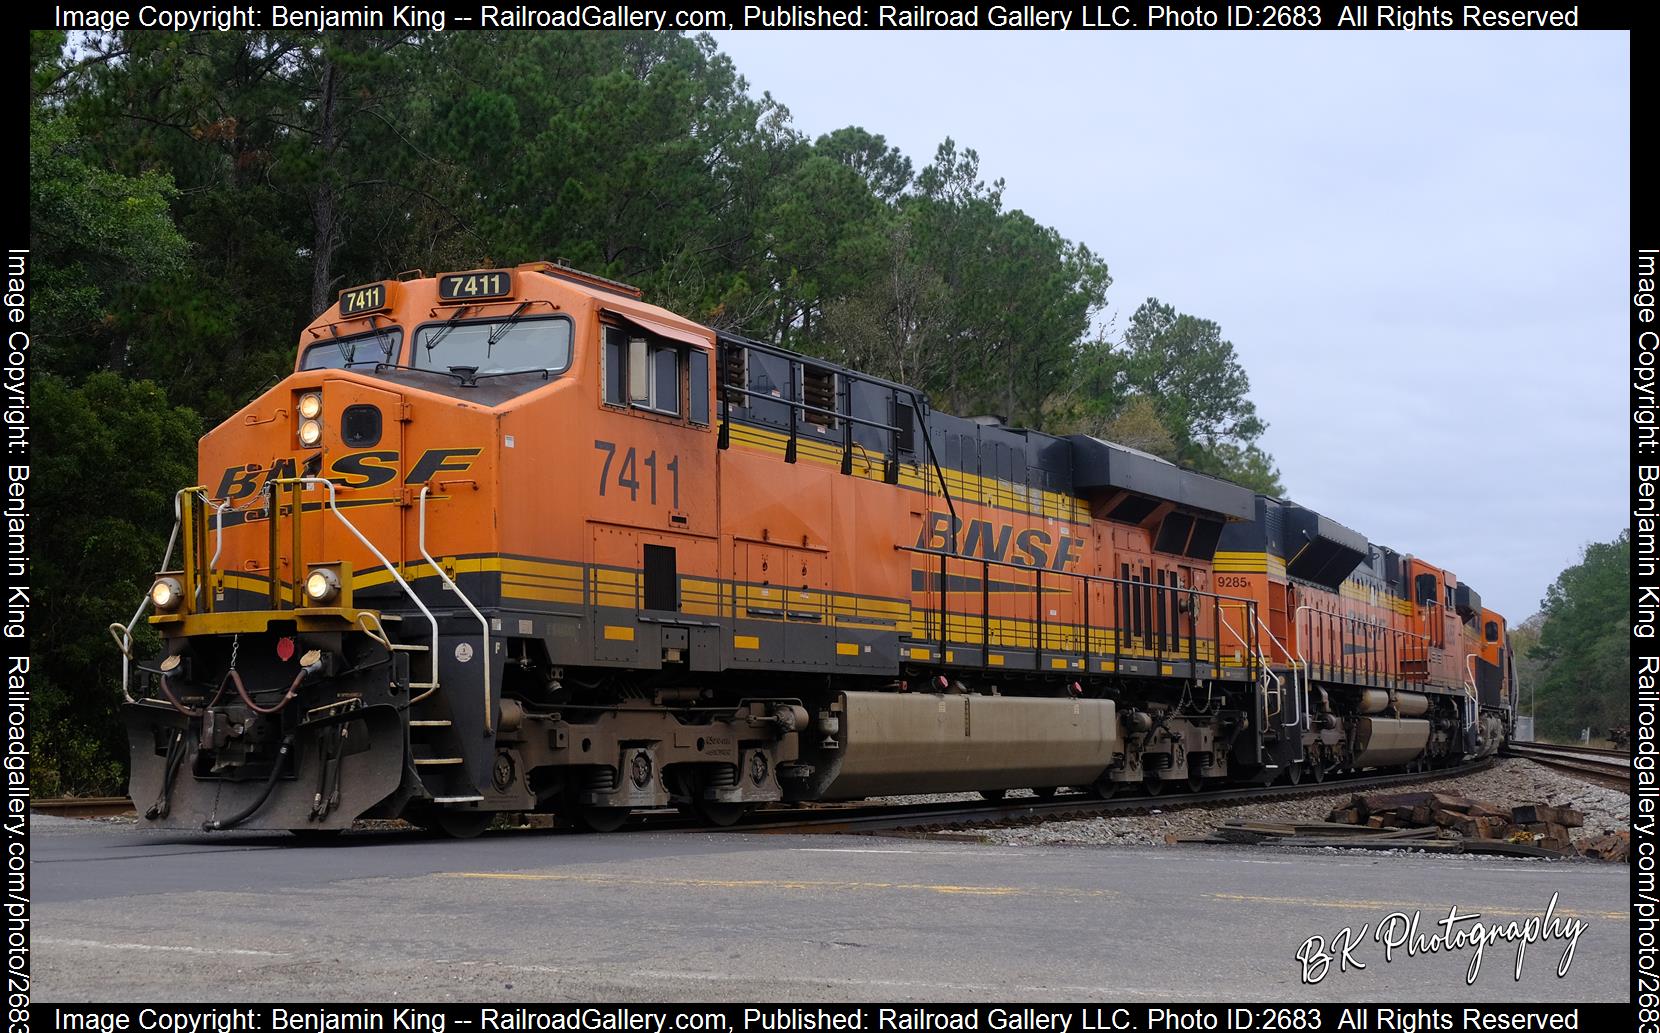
117;263;1518;836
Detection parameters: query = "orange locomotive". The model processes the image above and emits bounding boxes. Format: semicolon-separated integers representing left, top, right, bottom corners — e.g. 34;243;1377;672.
117;263;1516;836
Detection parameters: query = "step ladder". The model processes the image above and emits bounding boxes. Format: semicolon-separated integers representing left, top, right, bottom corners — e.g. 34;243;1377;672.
397;640;484;805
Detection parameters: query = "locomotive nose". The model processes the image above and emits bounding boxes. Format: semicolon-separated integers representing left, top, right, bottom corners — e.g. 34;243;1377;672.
124;631;406;832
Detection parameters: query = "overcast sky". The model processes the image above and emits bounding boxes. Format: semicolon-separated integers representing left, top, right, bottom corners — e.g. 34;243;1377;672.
713;30;1629;621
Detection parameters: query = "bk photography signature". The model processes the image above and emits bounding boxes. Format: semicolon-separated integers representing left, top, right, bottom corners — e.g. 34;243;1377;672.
1294;892;1589;985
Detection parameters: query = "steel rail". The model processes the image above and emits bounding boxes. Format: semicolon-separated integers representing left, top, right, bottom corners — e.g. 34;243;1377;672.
1501;741;1630;789
719;757;1498;836
51;759;1525;833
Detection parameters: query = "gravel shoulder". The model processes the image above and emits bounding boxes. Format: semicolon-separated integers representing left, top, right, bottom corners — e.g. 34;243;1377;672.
948;758;1629;849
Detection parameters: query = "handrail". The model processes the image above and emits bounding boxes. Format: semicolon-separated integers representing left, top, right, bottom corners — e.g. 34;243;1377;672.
1464;652;1480;700
274;476;441;707
1257;620;1303;729
721;384;898;436
208;501;228;574
355;610;394;652
899;545;1257;612
716;342;907;485
715;331;949;514
196;499;228;610
1217;602;1278;719
419;485;493;735
1296;603;1430;693
110;487;197;702
900;544;1256;677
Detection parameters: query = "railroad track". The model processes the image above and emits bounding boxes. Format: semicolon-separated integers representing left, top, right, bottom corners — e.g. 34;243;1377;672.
31;796;136;818
34;758;1501;835
1501;741;1631;790
718;757;1496;836
1508;741;1629;757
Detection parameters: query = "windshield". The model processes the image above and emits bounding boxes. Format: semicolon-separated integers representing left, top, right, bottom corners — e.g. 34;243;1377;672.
413;316;572;376
300;329;403;370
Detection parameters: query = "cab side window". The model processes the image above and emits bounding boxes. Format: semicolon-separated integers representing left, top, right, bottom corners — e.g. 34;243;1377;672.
642;343;680;416
603;327;628;406
602;324;709;426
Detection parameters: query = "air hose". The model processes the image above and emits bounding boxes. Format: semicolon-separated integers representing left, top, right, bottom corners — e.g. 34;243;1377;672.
201;735;293;831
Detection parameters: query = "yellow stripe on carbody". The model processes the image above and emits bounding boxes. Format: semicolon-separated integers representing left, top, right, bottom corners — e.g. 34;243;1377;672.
726;422;1089;525
217;550;1299;674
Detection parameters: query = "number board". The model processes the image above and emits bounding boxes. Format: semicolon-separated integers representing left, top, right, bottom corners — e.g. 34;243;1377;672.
338;282;390;317
438;270;513;302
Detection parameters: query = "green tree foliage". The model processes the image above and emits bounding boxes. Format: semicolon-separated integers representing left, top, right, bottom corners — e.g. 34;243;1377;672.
422;32;790;323
29;101;188;377
1061;300;1282;493
814;127;913;203
1524;532;1630;741
29;29;1289;790
1116;299;1282;493
31;40;208;793
34;374;201;795
820;140;1111;429
1097;397;1178;461
57;31;449;416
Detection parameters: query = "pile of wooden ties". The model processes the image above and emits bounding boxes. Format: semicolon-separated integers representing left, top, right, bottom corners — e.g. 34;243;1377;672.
1177;791;1625;861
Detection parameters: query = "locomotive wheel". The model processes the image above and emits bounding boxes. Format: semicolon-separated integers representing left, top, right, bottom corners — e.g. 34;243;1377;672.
978;789;1007;802
1284;763;1303;786
694;799;751;827
572;806;631;833
1186;767;1204;793
1032;787;1058;800
1310;758;1326;783
433;810;493;839
1143;778;1165;796
1087;780;1120;800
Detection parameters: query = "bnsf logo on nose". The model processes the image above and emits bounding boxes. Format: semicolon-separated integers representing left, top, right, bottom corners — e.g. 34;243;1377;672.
214;448;480;501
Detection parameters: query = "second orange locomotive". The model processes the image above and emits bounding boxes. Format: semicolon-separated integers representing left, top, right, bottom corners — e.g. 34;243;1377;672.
120;262;1516;835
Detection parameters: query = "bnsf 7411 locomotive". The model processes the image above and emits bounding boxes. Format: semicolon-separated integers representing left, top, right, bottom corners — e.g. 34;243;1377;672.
116;263;1517;836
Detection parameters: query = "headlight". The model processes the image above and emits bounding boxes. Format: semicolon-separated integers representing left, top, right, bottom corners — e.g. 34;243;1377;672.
304;567;341;604
150;577;184;612
298;392;323;420
298;419;323;447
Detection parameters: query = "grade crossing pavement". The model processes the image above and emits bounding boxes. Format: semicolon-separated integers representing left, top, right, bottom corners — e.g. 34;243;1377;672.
31;815;1629;1002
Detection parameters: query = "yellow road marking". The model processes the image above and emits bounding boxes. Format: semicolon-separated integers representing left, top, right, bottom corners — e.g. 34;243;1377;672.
442;871;1117;899
1208;893;1625;922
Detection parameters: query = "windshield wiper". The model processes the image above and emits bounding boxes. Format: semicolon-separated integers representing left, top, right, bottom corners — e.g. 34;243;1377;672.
366;315;397;363
326;324;355;365
485;302;532;358
421;305;473;362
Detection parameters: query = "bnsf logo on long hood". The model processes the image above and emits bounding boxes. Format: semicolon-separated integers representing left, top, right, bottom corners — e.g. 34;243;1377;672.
214;448;481;501
915;511;1083;572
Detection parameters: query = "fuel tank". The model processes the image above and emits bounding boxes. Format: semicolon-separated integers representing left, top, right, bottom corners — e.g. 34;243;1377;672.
809;691;1120;799
1350;717;1430;768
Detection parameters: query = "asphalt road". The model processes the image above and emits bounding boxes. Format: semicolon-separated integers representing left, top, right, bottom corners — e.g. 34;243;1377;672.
31;814;1629;1002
